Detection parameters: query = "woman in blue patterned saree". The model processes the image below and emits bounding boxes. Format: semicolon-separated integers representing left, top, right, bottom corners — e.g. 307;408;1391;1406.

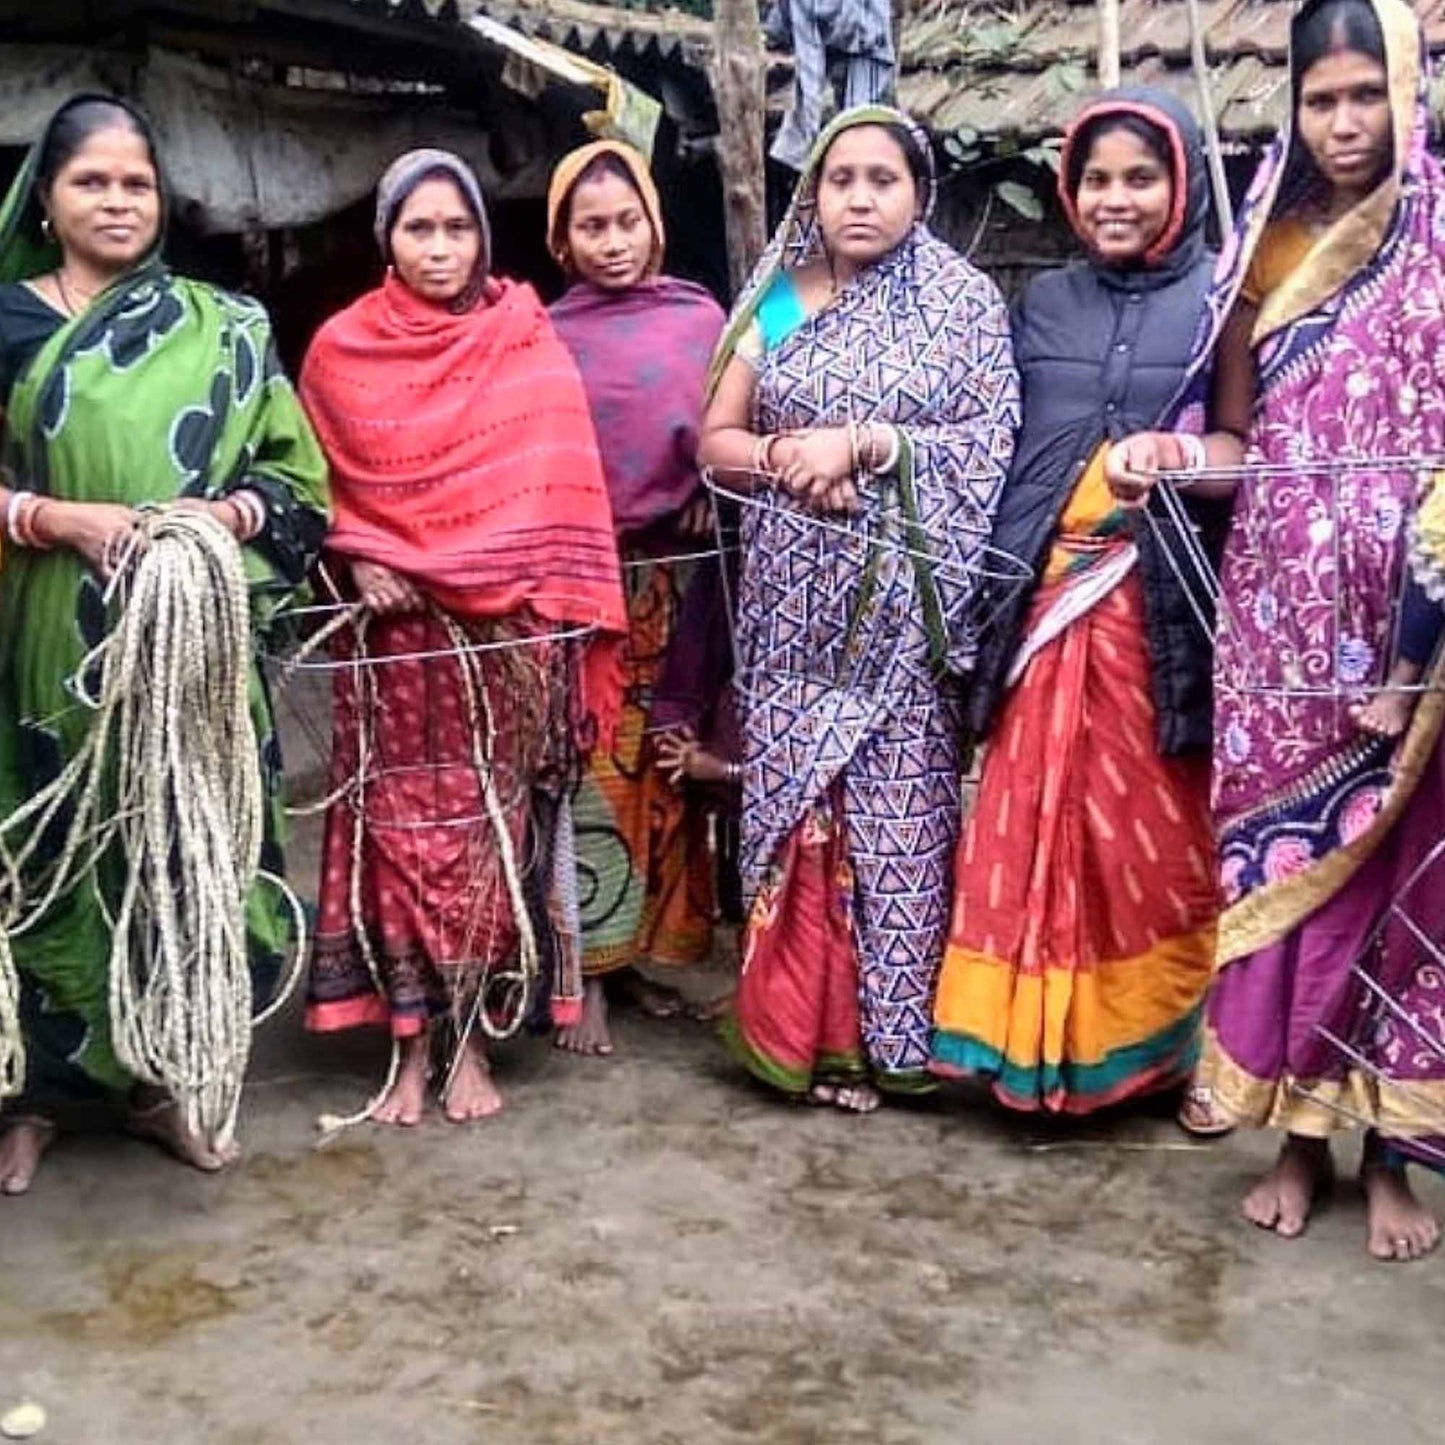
700;106;1019;1111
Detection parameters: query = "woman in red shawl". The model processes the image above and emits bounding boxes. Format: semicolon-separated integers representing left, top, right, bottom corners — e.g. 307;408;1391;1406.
300;150;626;1123
546;141;727;1056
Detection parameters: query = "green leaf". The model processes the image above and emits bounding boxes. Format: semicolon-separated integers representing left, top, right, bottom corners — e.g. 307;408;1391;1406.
994;180;1043;219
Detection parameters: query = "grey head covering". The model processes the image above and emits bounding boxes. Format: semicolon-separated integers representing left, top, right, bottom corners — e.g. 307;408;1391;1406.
374;148;492;302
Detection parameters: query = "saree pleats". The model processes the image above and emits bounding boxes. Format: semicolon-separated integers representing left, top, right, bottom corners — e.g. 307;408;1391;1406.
723;798;866;1093
573;558;715;975
933;572;1218;1112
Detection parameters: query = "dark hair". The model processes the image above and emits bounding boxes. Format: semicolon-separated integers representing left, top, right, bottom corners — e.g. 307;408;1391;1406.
1066;112;1174;198
1274;0;1390;214
36;96;157;195
384;164;483;243
1292;0;1386;104
556;151;643;233
819;120;933;196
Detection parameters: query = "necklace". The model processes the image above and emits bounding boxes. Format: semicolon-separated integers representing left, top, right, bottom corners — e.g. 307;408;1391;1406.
54;270;100;317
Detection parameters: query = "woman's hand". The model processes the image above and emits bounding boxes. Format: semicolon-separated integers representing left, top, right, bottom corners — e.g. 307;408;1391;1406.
169;495;249;538
778;428;861;515
31;500;140;578
1104;432;1181;509
351;559;424;615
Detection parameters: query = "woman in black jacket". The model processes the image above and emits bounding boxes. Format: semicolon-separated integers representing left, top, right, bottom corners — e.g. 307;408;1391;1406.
930;89;1228;1117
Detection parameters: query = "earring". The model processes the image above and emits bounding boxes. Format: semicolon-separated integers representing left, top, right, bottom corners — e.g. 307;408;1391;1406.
40;216;53;240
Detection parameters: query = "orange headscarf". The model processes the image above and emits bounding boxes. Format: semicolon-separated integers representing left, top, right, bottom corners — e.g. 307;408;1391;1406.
545;140;666;279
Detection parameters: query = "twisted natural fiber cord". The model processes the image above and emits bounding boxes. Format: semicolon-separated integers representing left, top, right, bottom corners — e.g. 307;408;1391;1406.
0;926;22;1100
314;606;541;1141
0;509;307;1147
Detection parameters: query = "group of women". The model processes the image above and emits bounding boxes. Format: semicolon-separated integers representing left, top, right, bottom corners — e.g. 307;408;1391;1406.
0;0;1441;1266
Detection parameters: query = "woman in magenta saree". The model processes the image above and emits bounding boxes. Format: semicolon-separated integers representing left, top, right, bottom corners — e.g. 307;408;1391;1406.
1113;0;1445;1260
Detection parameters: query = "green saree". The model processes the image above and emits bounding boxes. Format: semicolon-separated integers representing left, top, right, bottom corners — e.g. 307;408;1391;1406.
0;105;330;1107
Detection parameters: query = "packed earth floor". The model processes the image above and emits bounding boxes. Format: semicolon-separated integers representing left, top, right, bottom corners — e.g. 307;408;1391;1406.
2;811;1444;1444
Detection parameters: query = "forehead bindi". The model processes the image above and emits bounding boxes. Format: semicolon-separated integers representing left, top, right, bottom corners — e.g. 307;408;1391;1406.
396;178;475;226
1300;48;1387;98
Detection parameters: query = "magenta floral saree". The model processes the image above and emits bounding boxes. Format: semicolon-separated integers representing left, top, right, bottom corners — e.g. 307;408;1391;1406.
1192;0;1445;1166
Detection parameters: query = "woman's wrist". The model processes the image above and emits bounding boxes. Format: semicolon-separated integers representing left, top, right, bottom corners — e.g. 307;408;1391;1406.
7;491;58;550
227;489;267;541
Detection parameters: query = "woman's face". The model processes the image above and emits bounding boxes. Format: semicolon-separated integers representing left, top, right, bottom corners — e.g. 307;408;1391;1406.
1073;126;1174;264
815;125;920;271
45;125;160;277
1296;48;1392;200
389;177;483;305
565;169;655;290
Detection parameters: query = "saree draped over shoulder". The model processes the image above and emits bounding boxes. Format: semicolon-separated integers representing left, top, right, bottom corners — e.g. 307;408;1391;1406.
300;263;627;1037
720;106;1020;1094
1192;0;1445;1167
930;88;1222;1114
548;244;727;976
0;127;329;1106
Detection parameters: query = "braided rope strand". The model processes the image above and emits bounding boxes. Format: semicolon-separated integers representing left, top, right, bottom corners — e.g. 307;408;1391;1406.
0;509;305;1146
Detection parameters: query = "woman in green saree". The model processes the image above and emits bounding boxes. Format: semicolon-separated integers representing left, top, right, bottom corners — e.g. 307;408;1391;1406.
0;96;329;1195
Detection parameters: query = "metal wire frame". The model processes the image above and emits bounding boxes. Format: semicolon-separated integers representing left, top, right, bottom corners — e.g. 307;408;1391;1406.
701;466;1034;709
1140;456;1445;701
1284;835;1445;1166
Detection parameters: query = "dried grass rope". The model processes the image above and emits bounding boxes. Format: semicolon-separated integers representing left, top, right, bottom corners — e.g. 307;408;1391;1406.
0;509;306;1150
314;606;545;1142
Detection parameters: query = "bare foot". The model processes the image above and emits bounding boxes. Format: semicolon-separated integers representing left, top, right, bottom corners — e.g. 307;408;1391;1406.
442;1037;504;1123
611;967;686;1020
1363;1145;1440;1262
687;990;736;1023
0;1117;57;1196
832;1082;881;1115
554;977;613;1056
126;1089;242;1172
369;1034;430;1126
1242;1134;1333;1238
1352;690;1415;738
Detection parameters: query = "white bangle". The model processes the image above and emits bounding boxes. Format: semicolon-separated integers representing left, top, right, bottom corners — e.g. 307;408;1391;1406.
1175;433;1207;472
5;490;34;545
873;425;902;475
230;490;267;541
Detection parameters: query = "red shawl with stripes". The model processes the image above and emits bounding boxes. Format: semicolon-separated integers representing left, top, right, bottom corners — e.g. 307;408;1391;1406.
301;271;626;743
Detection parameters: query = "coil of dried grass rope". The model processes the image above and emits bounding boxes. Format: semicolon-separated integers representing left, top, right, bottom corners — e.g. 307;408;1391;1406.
0;507;305;1146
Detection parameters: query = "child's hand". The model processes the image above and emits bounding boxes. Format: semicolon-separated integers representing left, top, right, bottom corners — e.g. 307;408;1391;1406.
654;728;733;787
654;728;698;787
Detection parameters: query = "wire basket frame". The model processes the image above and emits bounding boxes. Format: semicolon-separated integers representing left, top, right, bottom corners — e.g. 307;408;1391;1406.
1144;454;1445;703
702;467;1033;709
1287;833;1445;1169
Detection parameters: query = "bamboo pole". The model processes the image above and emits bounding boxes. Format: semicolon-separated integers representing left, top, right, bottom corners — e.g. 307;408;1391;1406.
710;0;768;297
1098;0;1121;88
1186;0;1235;236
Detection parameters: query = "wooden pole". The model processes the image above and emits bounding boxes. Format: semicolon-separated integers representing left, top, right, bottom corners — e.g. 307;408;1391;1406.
1186;0;1235;236
711;0;768;298
1098;0;1121;88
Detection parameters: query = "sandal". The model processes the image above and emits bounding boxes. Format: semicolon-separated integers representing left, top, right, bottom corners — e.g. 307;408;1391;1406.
1177;1085;1235;1139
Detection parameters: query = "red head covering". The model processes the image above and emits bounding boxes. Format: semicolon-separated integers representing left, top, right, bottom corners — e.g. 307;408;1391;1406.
301;271;627;744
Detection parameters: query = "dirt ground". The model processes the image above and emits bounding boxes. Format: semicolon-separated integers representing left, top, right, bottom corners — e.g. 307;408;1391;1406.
2;785;1445;1443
